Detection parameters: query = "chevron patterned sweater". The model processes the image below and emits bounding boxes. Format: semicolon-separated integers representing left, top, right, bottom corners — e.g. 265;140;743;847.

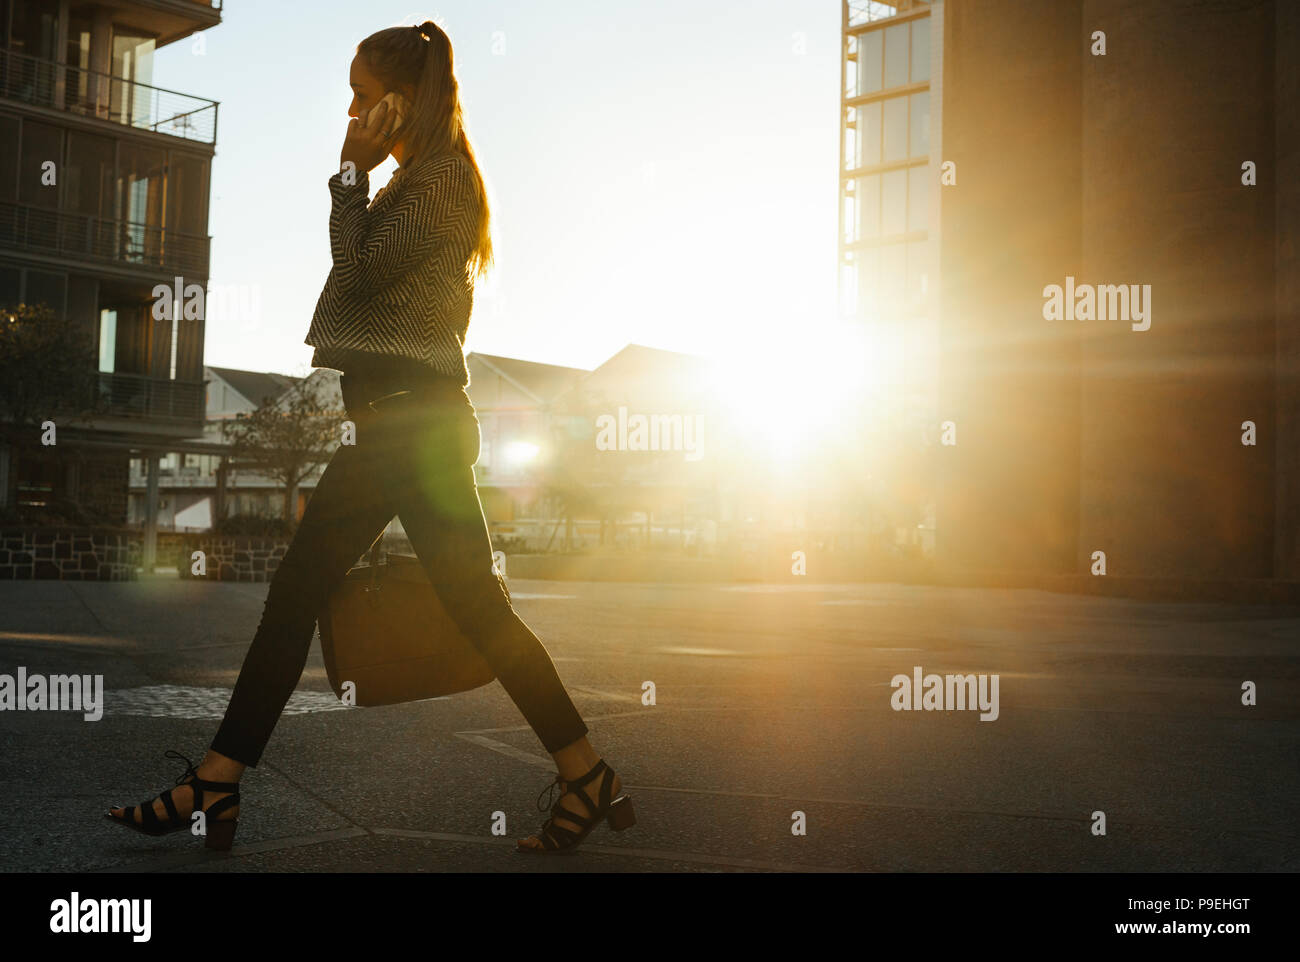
304;151;482;385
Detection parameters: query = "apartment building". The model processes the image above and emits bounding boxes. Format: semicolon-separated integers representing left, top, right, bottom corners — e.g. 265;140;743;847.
0;0;222;567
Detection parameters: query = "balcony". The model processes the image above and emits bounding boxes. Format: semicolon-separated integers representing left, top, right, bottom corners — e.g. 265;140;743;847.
847;0;931;27
97;373;205;422
0;200;210;277
0;48;218;145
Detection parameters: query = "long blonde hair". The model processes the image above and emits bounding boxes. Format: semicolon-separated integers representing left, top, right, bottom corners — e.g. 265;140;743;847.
358;20;493;283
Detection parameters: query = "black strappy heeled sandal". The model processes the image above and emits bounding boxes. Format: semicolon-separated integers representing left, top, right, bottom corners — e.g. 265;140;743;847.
104;751;241;851
518;759;636;854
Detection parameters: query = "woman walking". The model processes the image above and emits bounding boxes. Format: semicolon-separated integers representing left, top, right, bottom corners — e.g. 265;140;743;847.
106;20;633;855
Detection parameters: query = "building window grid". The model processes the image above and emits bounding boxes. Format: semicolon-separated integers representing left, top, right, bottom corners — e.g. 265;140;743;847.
840;10;931;323
2;113;210;263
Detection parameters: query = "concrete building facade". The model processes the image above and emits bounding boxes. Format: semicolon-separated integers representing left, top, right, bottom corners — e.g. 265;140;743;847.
846;0;1298;581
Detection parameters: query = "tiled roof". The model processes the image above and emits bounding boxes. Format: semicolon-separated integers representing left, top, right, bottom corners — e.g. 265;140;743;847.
207;366;300;408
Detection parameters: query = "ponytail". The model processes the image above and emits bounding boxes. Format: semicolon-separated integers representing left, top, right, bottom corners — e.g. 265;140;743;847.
358;20;494;283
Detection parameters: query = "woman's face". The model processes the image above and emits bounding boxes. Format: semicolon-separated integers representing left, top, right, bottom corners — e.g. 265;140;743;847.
348;55;388;122
348;54;417;162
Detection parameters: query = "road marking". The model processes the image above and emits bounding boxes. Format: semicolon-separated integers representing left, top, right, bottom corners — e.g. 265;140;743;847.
451;714;1146;829
655;646;743;657
92;806;1296;874
94;824;849;873
453;732;554;768
821;600;896;606
570;685;640;703
456;708;660;738
621;783;1118;826
370;828;847;872
93;827;369;873
718;585;863;593
454;704;896;743
0;631;134;651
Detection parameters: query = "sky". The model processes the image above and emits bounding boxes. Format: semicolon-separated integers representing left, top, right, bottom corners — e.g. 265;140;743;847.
156;0;844;377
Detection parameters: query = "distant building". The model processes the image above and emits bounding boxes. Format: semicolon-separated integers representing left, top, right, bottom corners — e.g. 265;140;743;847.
0;0;222;567
545;344;722;552
466;352;587;524
126;365;321;530
117;342;819;557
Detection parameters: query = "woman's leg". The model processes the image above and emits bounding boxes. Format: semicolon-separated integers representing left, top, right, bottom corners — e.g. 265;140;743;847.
382;398;618;849
110;430;396;827
209;439;396;768
388;404;589;754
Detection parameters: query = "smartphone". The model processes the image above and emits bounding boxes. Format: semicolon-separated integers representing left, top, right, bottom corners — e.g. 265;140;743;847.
364;91;410;135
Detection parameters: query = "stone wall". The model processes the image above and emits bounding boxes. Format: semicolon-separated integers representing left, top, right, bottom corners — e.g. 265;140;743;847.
175;535;290;582
0;528;141;580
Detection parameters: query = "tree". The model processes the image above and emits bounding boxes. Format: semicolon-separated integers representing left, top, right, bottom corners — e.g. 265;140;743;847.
536;381;624;550
0;302;104;516
220;378;344;528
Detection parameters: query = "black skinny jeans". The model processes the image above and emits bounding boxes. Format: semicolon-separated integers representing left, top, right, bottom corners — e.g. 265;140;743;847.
210;370;589;767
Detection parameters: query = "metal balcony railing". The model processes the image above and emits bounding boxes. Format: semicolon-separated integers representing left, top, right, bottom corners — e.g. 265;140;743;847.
847;0;931;27
98;373;206;421
0;48;218;145
0;200;211;277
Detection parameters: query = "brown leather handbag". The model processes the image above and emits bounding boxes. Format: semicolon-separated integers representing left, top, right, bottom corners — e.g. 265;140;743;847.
317;536;496;706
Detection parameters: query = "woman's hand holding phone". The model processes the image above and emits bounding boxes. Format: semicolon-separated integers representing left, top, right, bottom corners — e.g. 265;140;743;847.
340;96;403;175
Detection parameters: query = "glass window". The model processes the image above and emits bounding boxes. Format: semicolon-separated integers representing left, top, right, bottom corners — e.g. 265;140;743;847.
881;169;906;236
906;240;929;305
879;244;904;310
167;153;209;234
907;165;929;233
64;131;114;219
24;269;66;315
857;247;880;322
0;114;17;202
910;92;930;157
0;266;20;309
110;31;156;128
117;143;165;263
19;119;62;207
883;23;908;89
911;17;931;83
68;274;98;329
860;101;881;167
859;30;882;95
882;96;907;163
859;174;880;240
9;0;59;59
64;12;94;113
6;1;58;107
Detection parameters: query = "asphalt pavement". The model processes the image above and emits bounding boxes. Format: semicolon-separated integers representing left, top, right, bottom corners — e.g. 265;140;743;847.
1;575;1297;873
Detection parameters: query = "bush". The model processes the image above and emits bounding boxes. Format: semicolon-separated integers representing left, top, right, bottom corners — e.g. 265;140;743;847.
212;513;293;537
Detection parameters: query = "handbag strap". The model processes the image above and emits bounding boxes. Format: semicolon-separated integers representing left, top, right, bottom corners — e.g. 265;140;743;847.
365;529;386;604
